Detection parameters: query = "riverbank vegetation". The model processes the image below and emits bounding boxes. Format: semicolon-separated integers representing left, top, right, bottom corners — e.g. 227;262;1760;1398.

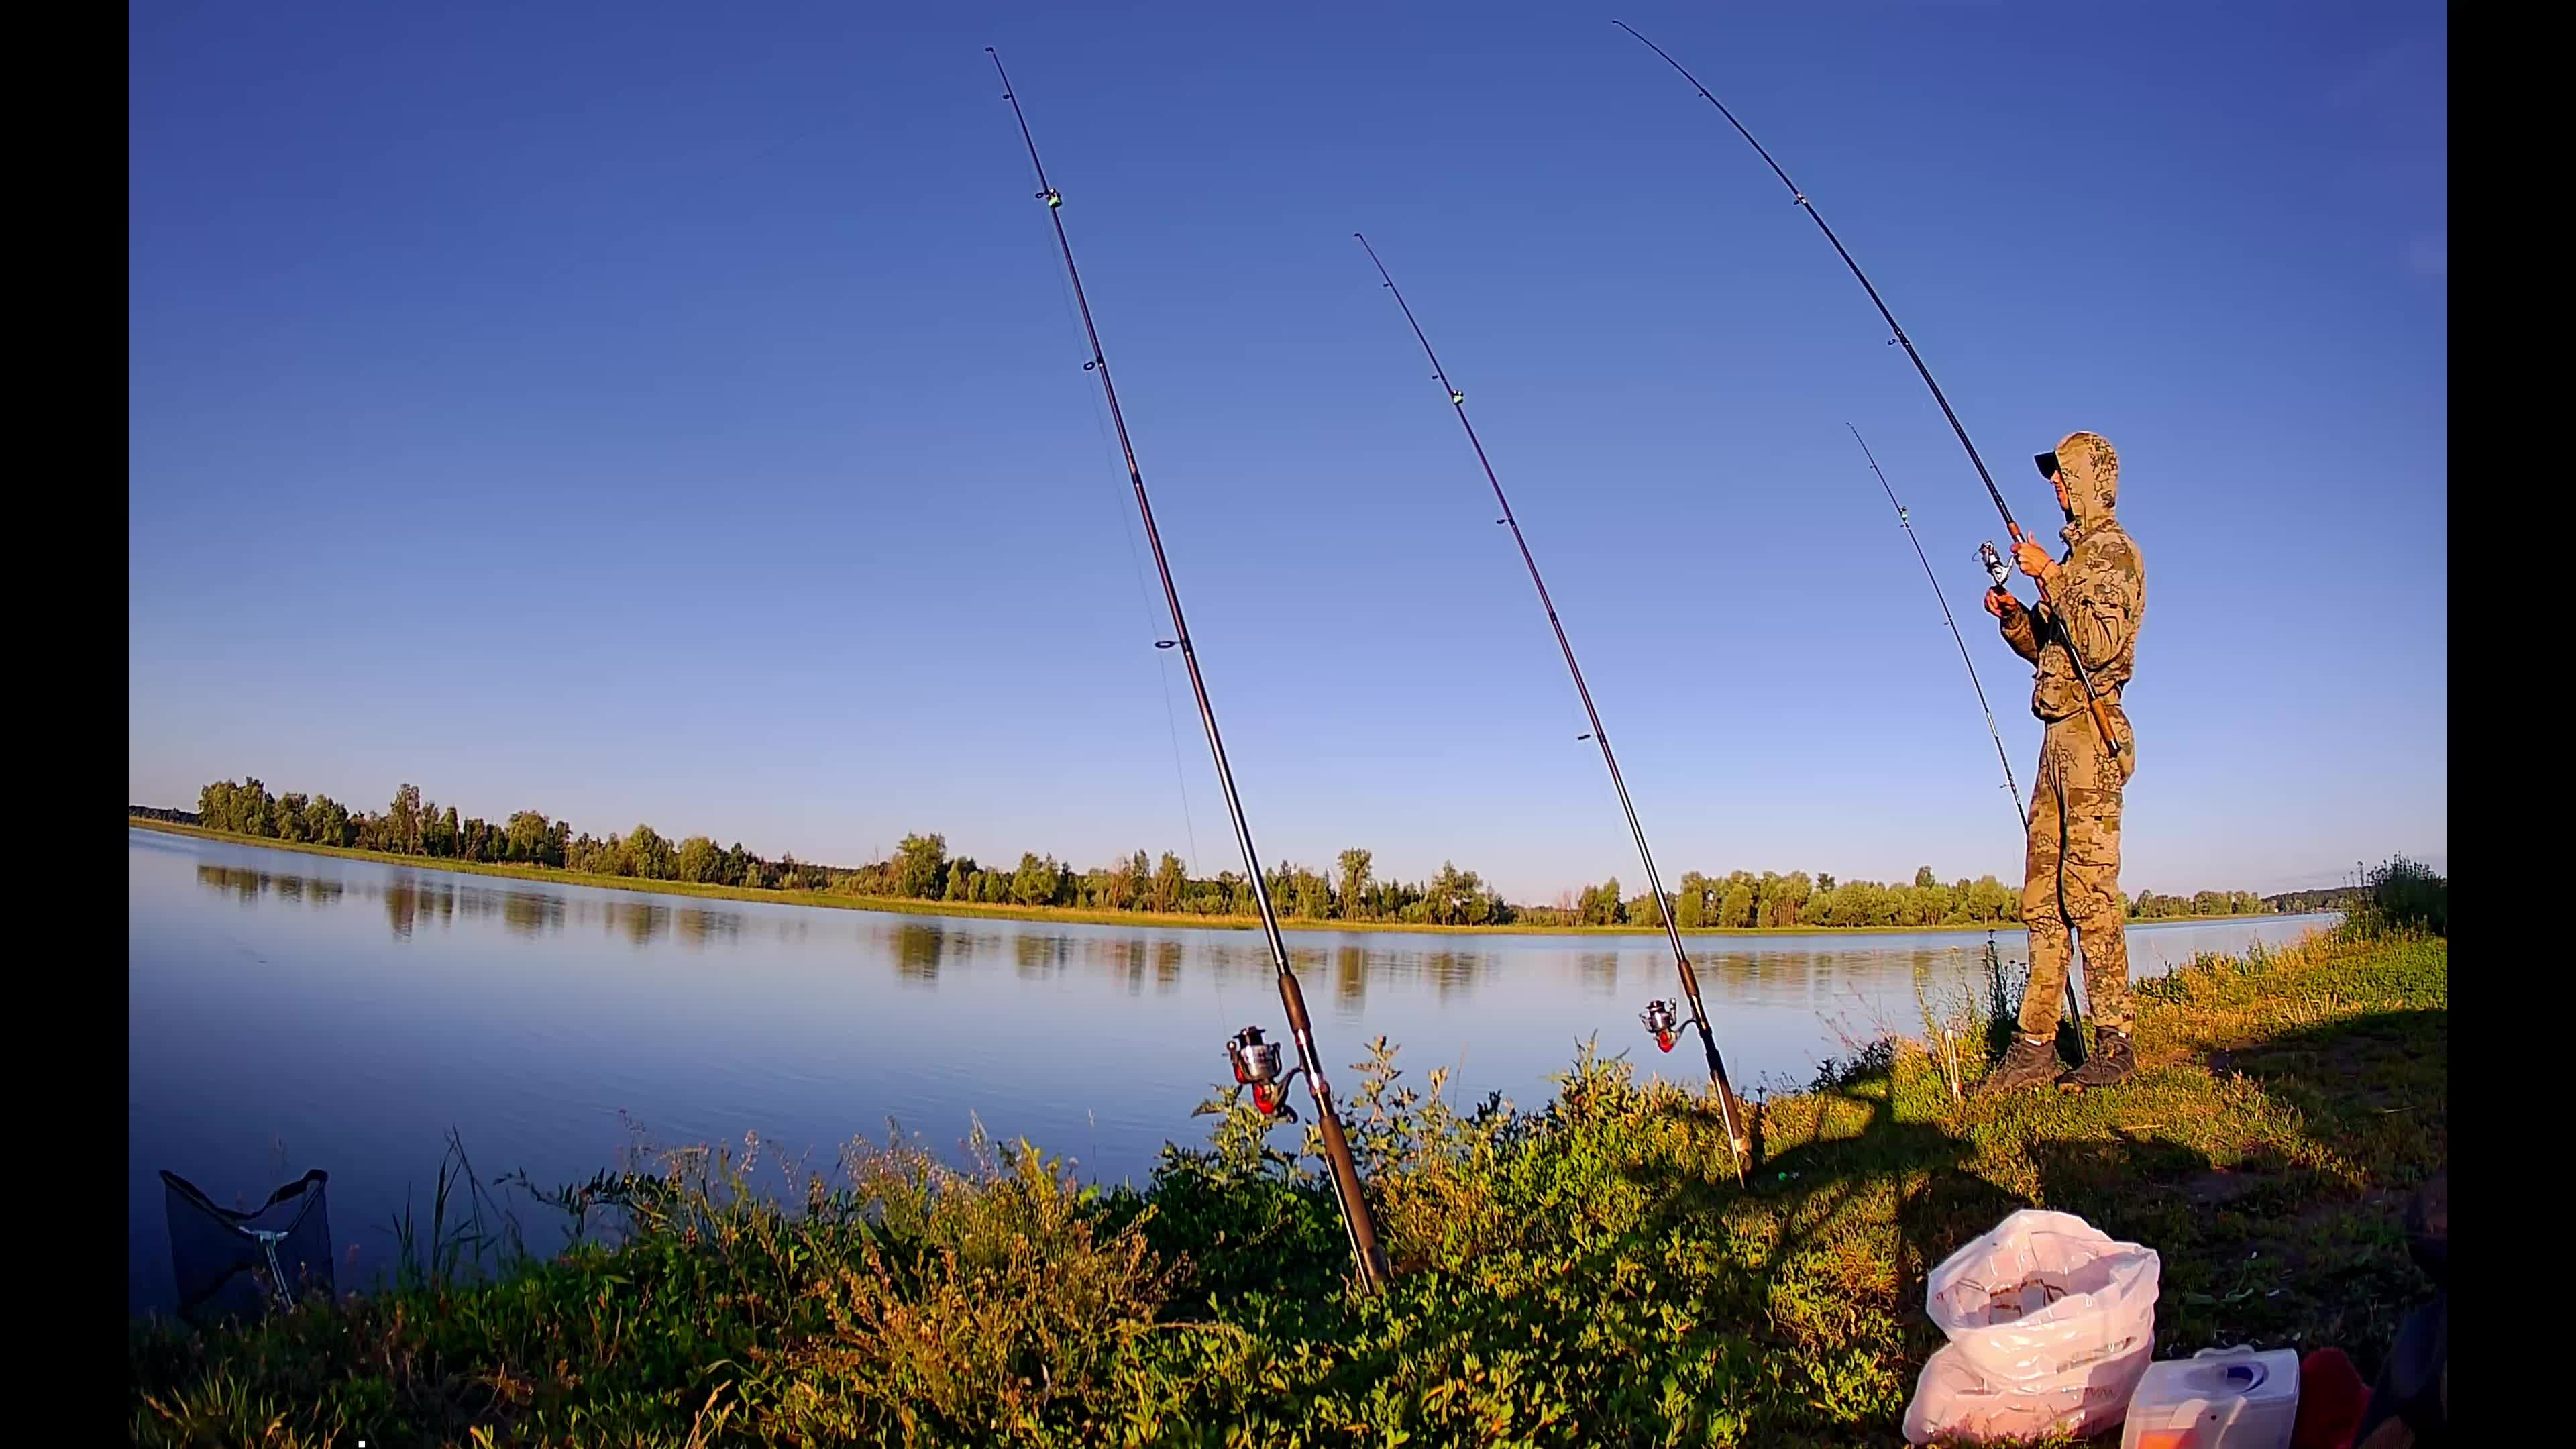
158;777;2279;933
129;880;2443;1446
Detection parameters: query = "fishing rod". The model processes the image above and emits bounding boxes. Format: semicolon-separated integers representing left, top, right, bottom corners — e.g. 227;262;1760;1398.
1852;427;2086;1029
1354;232;1752;1185
1612;21;2123;761
989;48;1390;1293
1850;425;2023;833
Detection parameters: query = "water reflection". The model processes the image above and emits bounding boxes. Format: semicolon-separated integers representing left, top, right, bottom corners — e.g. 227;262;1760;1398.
138;830;2339;1320
183;853;2307;1017
502;892;561;938
195;864;346;907
674;907;736;949
894;923;943;981
1014;932;1068;979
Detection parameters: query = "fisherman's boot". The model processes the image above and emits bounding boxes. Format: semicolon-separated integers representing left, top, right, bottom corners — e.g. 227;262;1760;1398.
2055;1027;2135;1091
1973;1033;2063;1098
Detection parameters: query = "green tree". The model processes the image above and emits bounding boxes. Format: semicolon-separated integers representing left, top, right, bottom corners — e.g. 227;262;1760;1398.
1293;869;1329;921
894;833;949;899
1675;872;1707;930
1913;865;1938;890
1719;881;1754;929
1150;853;1187;914
306;795;350;847
676;835;721;884
1012;853;1058;907
388;784;423;855
1962;874;2015;922
1336;849;1373;920
627;825;676;881
1772;871;1813;928
235;778;275;837
505;811;557;865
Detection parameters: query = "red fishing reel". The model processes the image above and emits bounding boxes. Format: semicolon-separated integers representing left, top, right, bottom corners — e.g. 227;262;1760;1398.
1225;1026;1303;1122
1640;998;1693;1053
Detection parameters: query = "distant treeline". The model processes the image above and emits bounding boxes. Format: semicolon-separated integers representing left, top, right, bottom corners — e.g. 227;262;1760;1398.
1526;867;2269;932
161;775;2278;929
2263;886;2369;915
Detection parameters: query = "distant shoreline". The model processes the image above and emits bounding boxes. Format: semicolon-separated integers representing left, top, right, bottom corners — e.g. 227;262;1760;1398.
129;817;2304;939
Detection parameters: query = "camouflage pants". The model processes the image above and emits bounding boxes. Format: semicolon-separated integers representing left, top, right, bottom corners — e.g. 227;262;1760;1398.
2019;706;2137;1038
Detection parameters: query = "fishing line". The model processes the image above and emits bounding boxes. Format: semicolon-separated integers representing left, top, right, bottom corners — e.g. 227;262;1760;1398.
1028;214;1210;881
1849;425;2025;833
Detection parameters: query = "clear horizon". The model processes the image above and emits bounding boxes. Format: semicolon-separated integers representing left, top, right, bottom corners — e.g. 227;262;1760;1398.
129;3;2447;904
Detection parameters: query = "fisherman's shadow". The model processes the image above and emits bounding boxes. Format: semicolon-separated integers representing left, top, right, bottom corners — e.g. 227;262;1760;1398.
2201;1008;2447;1174
1625;1084;2009;1364
1631;1085;2248;1353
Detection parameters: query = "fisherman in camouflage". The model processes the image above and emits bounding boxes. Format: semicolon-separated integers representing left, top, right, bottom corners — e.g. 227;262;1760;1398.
1976;431;2145;1095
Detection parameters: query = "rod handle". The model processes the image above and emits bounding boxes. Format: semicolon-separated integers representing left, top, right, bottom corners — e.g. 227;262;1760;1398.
2087;695;2125;758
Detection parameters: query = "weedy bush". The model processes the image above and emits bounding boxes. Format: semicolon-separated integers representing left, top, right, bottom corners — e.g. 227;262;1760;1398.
2339;855;2447;939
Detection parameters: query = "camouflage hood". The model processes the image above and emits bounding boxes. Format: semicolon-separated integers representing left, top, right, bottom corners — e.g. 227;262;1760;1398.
2038;431;2119;529
2004;427;2144;729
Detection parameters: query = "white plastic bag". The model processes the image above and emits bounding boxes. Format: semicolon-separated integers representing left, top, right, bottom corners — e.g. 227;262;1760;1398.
1903;1209;2161;1445
1904;1342;2152;1444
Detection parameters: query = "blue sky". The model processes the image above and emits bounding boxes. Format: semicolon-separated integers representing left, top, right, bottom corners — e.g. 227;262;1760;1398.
129;2;2445;901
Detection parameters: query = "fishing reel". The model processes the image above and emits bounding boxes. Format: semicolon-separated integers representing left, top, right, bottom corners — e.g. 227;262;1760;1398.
1978;540;2011;592
1225;1026;1304;1122
1640;998;1701;1053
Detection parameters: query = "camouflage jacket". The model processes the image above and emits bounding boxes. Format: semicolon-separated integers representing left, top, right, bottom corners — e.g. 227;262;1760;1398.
1998;431;2145;724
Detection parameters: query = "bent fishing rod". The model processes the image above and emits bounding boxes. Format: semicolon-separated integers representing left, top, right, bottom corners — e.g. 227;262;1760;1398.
1354;233;1752;1184
1849;425;2023;833
1613;21;2123;759
989;48;1389;1293
1854;427;2086;1028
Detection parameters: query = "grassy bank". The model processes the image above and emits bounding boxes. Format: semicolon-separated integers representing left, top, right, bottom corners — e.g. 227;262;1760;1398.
129;918;2443;1446
129;818;2292;941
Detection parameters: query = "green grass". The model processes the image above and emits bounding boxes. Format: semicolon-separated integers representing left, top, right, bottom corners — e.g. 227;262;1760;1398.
129;818;2291;940
129;922;2442;1447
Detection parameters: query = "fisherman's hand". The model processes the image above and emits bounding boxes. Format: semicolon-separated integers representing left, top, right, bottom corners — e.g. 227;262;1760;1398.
1984;587;2017;618
2012;539;2060;589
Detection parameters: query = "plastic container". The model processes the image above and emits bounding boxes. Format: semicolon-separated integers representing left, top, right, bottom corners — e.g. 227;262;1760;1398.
2119;1345;2300;1449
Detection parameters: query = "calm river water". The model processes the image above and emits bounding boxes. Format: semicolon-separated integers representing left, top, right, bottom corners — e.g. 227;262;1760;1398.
127;828;2334;1313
